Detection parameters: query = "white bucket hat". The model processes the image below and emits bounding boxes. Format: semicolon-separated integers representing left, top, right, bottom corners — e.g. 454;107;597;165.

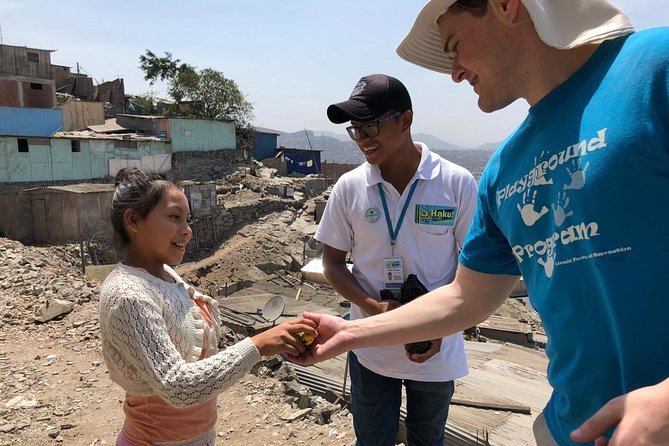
396;0;634;74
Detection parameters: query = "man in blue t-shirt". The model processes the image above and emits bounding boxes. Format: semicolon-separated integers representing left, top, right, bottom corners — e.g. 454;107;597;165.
295;1;669;445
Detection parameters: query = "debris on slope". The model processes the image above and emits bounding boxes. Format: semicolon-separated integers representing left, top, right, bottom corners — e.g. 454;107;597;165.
0;238;99;327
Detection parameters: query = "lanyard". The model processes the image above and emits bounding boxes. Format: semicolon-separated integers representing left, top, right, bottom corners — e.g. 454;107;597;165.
378;179;419;256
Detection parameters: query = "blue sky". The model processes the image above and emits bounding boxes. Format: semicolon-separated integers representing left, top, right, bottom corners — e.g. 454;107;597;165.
0;1;663;147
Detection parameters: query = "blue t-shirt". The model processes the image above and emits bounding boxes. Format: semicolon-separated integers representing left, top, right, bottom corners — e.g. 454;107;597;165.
459;28;669;446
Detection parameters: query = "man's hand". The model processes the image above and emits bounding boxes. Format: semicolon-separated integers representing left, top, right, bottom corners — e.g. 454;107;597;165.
571;378;669;445
374;299;402;315
406;338;442;363
285;312;351;365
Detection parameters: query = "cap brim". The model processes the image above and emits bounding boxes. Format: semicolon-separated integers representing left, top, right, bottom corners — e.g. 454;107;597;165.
396;0;456;75
327;99;387;124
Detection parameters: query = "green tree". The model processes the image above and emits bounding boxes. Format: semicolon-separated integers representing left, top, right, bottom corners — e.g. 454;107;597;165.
127;92;159;115
138;50;254;146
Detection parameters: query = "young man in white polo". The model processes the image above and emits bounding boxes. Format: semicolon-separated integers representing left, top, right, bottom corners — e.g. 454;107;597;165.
314;74;478;446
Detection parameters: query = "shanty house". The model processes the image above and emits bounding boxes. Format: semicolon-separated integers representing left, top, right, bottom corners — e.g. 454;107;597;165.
116;115;236;152
0;183;114;243
253;127;279;160
0;44;57;108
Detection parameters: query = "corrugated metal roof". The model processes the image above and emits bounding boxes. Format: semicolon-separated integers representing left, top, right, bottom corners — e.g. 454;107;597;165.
25;184;114;194
255;126;281;135
293;340;551;446
87;118;128;134
52;130;162;142
116;114;167;120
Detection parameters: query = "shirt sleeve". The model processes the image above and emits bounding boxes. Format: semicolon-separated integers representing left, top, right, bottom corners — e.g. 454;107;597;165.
104;280;261;407
459;168;521;276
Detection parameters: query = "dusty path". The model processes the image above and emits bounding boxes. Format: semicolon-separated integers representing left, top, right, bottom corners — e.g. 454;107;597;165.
0;303;355;446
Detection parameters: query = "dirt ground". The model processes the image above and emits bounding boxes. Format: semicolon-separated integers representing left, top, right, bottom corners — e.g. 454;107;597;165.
0;298;355;446
0;178;358;446
0;167;541;446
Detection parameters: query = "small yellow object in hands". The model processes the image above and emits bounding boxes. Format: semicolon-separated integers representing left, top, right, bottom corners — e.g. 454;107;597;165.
293;332;316;346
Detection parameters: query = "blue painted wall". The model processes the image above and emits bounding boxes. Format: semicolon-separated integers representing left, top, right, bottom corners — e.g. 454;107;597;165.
169;118;236;152
253;132;278;160
0;106;63;137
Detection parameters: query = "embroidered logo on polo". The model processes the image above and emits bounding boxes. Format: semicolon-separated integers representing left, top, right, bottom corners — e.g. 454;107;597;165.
415;205;457;226
365;206;380;223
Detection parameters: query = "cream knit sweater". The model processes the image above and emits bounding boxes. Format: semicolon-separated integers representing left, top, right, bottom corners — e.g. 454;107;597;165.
99;264;261;408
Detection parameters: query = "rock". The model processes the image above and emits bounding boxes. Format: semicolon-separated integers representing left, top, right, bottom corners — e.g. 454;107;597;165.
282;381;312;409
5;395;39;409
281;408;312;422
0;423;16;433
33;299;75;323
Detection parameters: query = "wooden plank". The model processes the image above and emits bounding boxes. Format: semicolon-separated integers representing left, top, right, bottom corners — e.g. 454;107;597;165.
450;398;532;415
479;315;532;334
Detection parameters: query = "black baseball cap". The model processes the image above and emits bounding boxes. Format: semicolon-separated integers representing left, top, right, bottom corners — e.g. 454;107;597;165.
327;74;412;124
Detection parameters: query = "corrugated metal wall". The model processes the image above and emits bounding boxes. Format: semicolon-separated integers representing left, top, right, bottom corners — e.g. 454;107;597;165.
0;106;63;137
0;136;171;182
169;118;235;152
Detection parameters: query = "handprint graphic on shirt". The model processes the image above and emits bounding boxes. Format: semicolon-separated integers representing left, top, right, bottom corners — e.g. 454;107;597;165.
517;189;549;226
551;192;574;226
533;152;554;186
564;158;590;190
537;252;556;278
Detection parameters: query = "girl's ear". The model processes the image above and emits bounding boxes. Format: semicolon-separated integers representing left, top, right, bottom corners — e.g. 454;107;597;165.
123;208;139;236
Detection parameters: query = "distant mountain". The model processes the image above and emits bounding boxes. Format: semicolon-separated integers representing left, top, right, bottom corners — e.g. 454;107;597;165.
412;133;463;152
473;142;500;152
276;129;497;179
432;148;495;179
311;130;351;142
277;130;364;164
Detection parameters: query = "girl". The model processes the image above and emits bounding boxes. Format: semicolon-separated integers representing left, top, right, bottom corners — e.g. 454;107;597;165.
99;167;316;446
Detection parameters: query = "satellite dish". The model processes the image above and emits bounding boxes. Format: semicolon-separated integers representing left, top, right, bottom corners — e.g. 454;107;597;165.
261;295;285;323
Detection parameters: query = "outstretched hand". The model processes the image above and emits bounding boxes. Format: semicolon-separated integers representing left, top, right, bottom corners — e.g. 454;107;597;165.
251;317;317;357
285;312;352;365
571;378;669;445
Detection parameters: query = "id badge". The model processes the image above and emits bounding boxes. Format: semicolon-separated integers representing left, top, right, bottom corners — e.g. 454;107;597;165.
383;258;404;292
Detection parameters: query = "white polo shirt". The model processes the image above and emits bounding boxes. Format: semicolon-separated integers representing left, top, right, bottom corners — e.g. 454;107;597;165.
315;143;478;381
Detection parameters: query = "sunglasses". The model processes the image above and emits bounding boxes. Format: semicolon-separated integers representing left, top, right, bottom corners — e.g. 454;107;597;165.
346;111;403;141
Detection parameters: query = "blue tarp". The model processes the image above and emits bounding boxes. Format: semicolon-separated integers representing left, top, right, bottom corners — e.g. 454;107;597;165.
285;149;321;174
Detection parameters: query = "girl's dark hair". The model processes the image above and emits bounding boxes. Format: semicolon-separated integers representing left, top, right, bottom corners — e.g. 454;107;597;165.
110;167;180;252
452;0;488;16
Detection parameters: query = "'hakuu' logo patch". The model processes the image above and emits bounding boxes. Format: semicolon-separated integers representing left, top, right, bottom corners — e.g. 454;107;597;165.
365;206;380;223
415;205;457;226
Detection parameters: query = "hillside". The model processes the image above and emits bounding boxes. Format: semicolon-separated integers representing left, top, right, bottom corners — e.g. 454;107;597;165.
277;129;497;179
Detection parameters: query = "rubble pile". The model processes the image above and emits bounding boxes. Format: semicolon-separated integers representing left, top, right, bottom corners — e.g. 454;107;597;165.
254;361;345;426
0;238;99;327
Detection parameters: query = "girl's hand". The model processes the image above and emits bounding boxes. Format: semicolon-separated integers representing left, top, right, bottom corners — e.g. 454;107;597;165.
251;318;318;357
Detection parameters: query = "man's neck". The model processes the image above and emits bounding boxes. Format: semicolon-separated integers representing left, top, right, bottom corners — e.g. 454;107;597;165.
379;142;422;195
525;43;600;106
